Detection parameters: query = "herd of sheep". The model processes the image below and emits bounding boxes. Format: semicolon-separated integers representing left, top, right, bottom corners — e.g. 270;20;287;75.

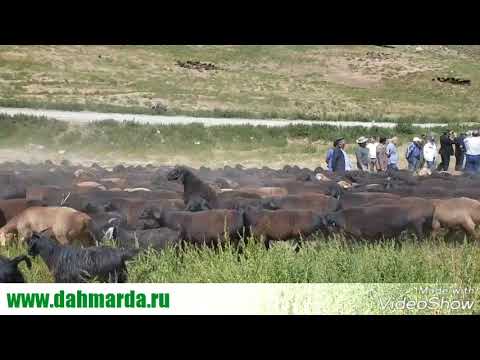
1;160;480;283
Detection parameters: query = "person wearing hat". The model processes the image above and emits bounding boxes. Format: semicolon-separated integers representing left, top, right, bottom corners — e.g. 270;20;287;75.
437;129;455;171
376;137;388;172
355;136;370;171
423;136;437;170
405;137;423;171
331;138;352;173
464;129;480;173
418;134;427;169
386;136;399;171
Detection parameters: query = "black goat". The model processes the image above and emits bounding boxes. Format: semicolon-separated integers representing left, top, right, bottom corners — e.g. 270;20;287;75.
27;233;138;283
0;255;32;283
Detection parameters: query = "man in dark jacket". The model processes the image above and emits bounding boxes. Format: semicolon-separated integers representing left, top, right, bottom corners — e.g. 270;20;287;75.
437;130;454;171
332;138;351;173
454;132;466;171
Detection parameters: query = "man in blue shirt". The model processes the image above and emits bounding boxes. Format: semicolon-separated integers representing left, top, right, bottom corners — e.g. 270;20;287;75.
405;137;422;171
386;137;399;171
325;140;338;172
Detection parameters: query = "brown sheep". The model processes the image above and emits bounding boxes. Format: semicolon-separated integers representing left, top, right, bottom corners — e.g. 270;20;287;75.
0;206;97;247
217;191;262;200
75;182;107;192
156;209;244;246
431;197;480;240
236;187;288;198
105;198;184;229
243;208;325;246
263;193;340;214
26;186;65;202
324;203;435;241
0;199;46;226
99;178;128;188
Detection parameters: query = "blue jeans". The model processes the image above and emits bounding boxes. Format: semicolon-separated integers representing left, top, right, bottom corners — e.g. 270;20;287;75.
426;161;435;170
465;154;480;173
407;158;419;171
387;163;399;171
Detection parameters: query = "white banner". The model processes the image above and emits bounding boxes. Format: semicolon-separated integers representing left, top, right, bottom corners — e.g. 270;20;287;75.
0;283;478;315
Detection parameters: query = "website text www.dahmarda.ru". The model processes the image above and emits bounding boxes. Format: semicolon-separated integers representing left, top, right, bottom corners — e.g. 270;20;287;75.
6;290;170;309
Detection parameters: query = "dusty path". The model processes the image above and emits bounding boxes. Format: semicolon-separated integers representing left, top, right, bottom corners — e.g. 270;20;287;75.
0;107;453;128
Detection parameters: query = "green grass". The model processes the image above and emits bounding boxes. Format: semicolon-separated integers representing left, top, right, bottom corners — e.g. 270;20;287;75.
2;235;480;284
1;98;477;124
0;113;474;169
1;45;480;121
0;113;467;152
5;237;479;314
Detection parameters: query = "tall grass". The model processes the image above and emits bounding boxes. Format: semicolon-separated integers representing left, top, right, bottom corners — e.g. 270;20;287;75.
2;235;479;284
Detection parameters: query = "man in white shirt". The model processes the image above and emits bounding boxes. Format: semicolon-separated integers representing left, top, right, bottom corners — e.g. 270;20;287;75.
342;147;352;171
366;136;378;172
423;136;437;170
464;130;480;173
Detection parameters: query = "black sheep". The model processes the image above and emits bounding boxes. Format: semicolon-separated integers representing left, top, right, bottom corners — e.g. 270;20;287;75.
27;233;139;283
0;255;32;283
108;226;181;251
167;166;219;210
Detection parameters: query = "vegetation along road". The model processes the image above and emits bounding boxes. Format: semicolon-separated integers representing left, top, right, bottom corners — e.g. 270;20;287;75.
0;107;455;128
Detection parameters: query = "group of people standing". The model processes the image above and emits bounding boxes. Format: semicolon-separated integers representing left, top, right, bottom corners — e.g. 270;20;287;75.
326;136;396;173
325;129;480;174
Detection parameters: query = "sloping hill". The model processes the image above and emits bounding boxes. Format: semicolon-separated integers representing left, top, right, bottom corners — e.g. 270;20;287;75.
0;45;478;120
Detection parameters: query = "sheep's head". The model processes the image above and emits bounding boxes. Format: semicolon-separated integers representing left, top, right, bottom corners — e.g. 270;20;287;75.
323;214;340;232
261;198;280;210
167;166;188;182
26;231;52;257
26;234;42;257
139;206;163;221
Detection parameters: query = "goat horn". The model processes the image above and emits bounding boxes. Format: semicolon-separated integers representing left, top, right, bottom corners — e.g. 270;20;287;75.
134;232;139;249
60;192;71;206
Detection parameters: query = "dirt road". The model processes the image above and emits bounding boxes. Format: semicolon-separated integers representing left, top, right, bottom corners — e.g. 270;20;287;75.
0;107;452;128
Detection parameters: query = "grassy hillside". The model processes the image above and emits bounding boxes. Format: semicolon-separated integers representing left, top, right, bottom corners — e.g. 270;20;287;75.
0;45;479;121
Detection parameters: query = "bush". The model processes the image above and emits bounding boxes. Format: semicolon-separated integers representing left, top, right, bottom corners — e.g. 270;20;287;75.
396;122;415;135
